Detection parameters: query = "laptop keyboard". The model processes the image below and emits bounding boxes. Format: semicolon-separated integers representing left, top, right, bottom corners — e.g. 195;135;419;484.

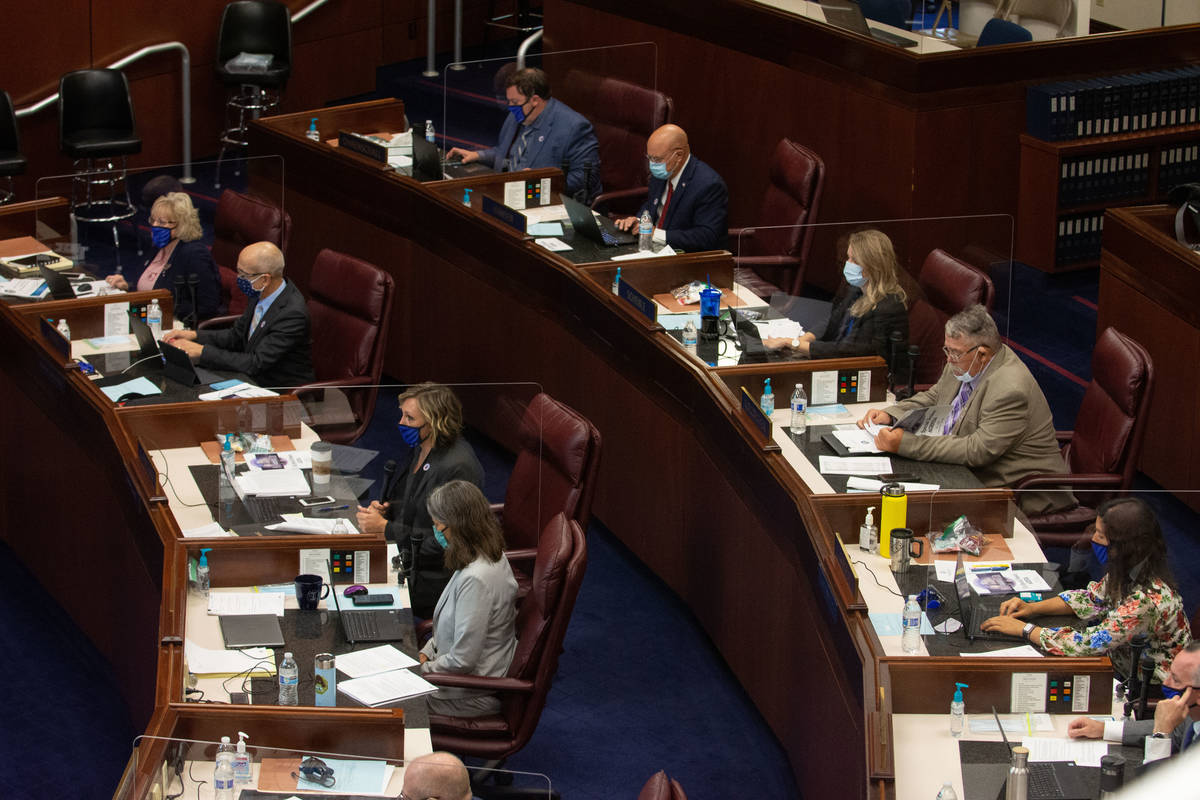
1028;763;1065;798
243;495;289;523
342;611;379;641
600;229;623;245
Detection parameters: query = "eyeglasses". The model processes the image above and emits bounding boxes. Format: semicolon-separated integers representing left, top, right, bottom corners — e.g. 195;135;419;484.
646;149;678;165
236;269;265;280
942;344;981;362
149;218;177;227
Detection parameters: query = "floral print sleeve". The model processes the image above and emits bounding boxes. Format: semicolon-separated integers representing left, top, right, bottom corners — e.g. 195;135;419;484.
1035;577;1191;683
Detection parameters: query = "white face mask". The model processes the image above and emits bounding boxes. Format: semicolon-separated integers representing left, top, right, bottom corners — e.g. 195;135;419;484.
953;348;981;383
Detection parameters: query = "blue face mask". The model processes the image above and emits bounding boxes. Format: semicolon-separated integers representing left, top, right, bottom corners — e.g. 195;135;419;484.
236;274;263;299
1092;541;1109;566
396;422;423;448
150;226;172;248
843;260;866;288
648;160;671;180
1160;685;1182;700
507;103;526;124
432;524;448;549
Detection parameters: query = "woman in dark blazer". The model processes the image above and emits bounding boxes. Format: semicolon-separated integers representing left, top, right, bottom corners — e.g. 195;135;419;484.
104;191;221;325
786;228;909;361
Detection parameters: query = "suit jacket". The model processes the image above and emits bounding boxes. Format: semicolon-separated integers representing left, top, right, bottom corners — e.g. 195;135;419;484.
477;98;601;202
809;284;908;361
195;281;315;387
1122;717;1195;754
385;436;484;617
419;555;518;709
124;240;222;324
637;155;729;252
883;344;1073;514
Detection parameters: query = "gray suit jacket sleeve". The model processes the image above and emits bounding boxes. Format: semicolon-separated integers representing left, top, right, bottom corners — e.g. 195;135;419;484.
1122;718;1188;750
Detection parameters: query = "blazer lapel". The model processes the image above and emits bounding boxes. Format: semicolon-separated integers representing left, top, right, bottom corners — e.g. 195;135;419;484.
520;101;554;165
664;158;698;229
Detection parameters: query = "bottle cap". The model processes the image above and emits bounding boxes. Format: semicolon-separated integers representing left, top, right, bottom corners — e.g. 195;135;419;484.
953;682;968;702
865;506;875;524
880;483;905;497
284;651;293;659
764;378;772;392
220;735;231;744
309;117;317;129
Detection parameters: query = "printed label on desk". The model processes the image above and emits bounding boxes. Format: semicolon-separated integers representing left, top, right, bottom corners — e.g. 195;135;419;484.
1072;675;1090;713
857;369;871;402
618;281;656;322
354;550;370;584
301;548;332;580
504;180;526;209
1011;672;1048;713
740;387;772;440
811;370;837;405
540;177;552;205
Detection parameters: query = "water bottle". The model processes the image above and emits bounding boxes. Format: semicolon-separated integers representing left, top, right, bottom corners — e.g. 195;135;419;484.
936;782;959;800
789;383;807;434
146;299;163;339
1005;746;1029;800
638;210;653;251
314;653;336;707
425;119;436;144
760;378;775;418
306;117;320;142
682;320;698;351
1098;754;1125;798
214;736;235;800
901;594;921;654
278;651;299;705
56;318;71;340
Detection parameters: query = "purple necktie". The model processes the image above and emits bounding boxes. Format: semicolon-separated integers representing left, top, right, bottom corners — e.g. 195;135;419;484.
943;380;975;435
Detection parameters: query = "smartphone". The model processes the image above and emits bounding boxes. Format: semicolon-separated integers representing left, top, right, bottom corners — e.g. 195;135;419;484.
351;593;394;606
299;496;336;507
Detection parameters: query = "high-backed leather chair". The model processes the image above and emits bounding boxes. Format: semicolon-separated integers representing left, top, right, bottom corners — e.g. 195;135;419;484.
567;71;673;216
210;189;292;319
976;17;1032;46
291;249;394;444
0;91;25;204
1013;327;1154;547
425;513;588;764
730;138;826;298
638;770;688;800
907;249;995;386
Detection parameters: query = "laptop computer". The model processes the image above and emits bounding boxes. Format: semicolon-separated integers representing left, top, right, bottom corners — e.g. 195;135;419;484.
818;2;920;48
38;263;80;300
953;550;1026;643
560;193;638;246
219;613;286;649
327;559;407;644
992;707;1094;800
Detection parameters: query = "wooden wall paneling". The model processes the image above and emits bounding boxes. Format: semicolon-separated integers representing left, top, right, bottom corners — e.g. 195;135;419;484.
285;27;385;115
884;657;1113;714
90;1;226;73
0;1;92;102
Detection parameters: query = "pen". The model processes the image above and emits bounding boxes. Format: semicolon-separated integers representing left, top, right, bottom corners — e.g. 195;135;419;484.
315;505;349;512
970;566;1010;573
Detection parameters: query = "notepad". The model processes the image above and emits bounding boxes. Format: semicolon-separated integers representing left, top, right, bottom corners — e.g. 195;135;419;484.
333;644;419;679
338;668;438;706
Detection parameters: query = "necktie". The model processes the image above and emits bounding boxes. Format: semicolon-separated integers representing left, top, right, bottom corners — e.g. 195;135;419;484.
656;182;675;230
942;380;975;435
514;127;531;166
1184;721;1198;750
250;304;265;338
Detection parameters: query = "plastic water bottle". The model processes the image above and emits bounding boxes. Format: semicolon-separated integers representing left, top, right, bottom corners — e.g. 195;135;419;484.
278;651;299;705
789;383;807;434
682;320;698;351
214;736;236;800
936;782;959;800
306;117;320;142
760;378;775;418
902;594;921;654
146;299;163;339
638;210;653;251
425;120;436;144
56;318;71;340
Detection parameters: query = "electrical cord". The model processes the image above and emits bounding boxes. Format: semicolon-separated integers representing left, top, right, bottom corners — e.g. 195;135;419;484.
851;559;904;598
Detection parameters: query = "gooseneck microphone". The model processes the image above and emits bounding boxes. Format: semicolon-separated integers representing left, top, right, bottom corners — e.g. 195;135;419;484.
888;330;904;394
380;459;397;503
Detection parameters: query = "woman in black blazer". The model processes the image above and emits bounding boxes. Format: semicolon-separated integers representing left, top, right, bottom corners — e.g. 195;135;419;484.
104;191;221;325
790;228;909;361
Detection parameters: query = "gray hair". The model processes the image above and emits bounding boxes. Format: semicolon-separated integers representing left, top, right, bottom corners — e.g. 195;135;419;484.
945;305;1000;350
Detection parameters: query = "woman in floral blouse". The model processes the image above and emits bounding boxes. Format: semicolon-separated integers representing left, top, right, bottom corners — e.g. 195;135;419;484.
981;497;1190;683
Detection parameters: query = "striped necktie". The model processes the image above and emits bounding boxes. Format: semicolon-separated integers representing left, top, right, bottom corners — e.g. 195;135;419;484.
249;304;265;338
942;380;976;435
514;127;532;166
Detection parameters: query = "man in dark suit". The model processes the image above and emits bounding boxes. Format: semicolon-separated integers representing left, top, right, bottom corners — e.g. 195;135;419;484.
446;67;601;202
163;241;315;387
615;123;729;252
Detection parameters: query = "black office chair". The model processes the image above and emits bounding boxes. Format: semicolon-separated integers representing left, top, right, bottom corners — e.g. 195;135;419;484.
0;90;26;204
976;18;1033;46
58;69;142;268
214;0;292;186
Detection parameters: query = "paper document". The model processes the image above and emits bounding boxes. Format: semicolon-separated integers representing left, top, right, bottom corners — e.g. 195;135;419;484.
845;476;939;493
182;522;234;538
0;278;47;297
338;668;438;706
753;319;804;339
534;237;571;252
528;222;564;236
184;639;276;677
1010;569;1052;591
198;382;278;400
1021;737;1110;768
522;204;568;224
265;514;358;535
333;645;419;679
968;714;1054;734
207;591;285;617
818;456;893;475
967;565;1017;594
831;429;881;453
961;645;1044;659
99;377;163;402
236;468;310;497
295;758;393;795
933;561;957;581
894;405;953;436
611;245;676;260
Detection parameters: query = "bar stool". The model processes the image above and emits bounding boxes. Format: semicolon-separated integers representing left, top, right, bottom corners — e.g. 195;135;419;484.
0;91;26;205
214;0;292;187
58;69;141;269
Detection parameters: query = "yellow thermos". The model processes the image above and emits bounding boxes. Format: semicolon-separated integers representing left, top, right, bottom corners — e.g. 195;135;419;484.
879;483;907;559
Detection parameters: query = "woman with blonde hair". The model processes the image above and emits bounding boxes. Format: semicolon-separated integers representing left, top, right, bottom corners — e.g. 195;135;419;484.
790;228;909;360
104;191;221;324
419;479;518;717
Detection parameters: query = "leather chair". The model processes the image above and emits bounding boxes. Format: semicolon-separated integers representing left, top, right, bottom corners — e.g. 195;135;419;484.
425;513;588;765
567;71;673;216
638;770;688;800
58;69;141;267
214;1;292;186
291;249;395;444
1012;327;1155;548
0;90;25;204
976;17;1033;46
205;189;292;321
494;393;601;593
730;138;826;298
906;249;995;387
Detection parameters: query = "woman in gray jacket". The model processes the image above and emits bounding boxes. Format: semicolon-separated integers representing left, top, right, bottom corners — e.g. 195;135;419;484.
419;480;518;717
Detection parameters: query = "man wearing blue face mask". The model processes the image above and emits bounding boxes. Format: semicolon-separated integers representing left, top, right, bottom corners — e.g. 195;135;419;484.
163;241;314;387
857;304;1073;514
446;67;601;203
614;123;729;252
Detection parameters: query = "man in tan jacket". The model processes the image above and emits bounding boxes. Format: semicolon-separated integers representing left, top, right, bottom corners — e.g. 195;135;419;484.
859;304;1073;515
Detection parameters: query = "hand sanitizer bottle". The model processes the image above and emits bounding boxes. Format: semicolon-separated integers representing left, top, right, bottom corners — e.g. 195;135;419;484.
306;118;320;142
760;378;775;418
950;682;968;737
196;548;212;596
232;731;251;785
859;506;877;552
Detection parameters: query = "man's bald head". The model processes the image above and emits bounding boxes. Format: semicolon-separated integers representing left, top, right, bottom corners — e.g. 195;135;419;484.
646;124;690;180
402;752;471;800
239;241;285;277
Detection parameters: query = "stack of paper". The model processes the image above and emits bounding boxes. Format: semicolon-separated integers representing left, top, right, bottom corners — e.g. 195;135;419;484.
184;639;276;677
236;468;309;496
265;514;358;535
207;592;285;616
334;645;419;678
338;668;438;707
